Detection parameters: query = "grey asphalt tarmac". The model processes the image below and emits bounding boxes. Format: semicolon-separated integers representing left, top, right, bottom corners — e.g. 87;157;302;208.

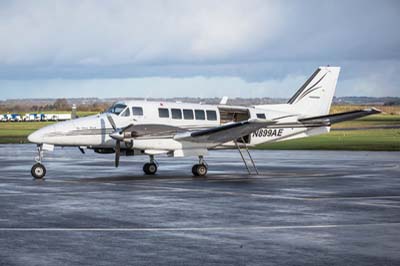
0;144;399;266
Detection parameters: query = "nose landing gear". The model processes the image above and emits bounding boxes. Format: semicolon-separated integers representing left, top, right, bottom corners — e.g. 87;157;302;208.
31;145;46;179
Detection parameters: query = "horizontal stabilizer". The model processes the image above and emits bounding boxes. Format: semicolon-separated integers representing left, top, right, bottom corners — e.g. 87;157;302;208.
299;108;381;125
220;96;229;105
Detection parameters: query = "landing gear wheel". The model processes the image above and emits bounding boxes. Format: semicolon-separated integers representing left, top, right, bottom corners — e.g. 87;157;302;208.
192;164;207;177
143;163;157;175
31;163;46;179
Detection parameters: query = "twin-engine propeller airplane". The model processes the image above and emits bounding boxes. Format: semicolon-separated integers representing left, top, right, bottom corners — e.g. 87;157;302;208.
28;66;380;179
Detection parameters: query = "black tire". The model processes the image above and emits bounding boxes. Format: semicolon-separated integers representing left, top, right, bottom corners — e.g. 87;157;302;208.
143;163;157;175
192;164;207;177
31;163;46;179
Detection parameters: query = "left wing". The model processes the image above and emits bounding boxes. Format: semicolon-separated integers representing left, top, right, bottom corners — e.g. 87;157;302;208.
299;108;381;125
175;119;276;144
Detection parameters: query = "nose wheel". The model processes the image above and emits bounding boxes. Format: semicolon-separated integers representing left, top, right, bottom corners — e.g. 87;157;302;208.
31;145;46;179
31;163;46;179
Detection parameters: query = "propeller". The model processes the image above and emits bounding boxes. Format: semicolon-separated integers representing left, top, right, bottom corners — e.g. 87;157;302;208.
107;114;124;168
115;139;120;168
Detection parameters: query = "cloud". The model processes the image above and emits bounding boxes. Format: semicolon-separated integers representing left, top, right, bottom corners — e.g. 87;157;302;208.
0;0;283;65
1;0;398;66
0;0;399;98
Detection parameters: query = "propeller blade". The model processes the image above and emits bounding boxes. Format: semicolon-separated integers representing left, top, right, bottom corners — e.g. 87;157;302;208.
107;114;118;131
115;140;120;168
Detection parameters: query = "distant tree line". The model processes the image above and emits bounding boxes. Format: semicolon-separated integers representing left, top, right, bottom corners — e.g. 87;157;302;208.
384;100;400;106
0;98;110;113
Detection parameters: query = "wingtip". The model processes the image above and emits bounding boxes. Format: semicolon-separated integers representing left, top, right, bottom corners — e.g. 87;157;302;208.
364;107;382;114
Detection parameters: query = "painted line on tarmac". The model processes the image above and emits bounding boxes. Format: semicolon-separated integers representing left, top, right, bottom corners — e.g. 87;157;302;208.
353;202;400;209
0;222;399;232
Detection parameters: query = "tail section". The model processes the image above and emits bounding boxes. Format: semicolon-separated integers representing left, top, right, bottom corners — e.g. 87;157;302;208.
288;66;340;117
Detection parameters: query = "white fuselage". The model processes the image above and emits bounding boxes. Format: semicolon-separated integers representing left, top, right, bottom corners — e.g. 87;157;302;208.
28;100;330;157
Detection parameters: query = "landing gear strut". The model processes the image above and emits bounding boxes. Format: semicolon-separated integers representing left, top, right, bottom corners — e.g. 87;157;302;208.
31;145;46;179
192;155;208;177
143;155;158;175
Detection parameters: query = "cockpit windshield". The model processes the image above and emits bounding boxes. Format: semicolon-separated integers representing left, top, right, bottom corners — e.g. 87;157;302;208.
107;103;128;115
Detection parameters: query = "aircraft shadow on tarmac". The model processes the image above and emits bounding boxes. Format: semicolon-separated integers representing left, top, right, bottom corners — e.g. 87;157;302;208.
67;173;259;183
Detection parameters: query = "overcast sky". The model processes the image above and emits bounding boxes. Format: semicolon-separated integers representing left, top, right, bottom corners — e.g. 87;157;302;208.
0;0;399;100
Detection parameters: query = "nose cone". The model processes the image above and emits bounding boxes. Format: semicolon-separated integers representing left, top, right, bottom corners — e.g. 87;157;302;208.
28;125;54;144
28;129;45;144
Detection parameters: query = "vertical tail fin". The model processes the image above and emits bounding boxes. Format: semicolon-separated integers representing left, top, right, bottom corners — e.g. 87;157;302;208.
288;66;340;117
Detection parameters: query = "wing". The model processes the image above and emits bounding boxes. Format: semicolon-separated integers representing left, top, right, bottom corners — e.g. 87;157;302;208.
175;119;276;144
299;108;381;125
123;124;184;138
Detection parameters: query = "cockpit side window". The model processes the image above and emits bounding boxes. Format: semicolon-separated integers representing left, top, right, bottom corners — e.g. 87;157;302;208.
132;107;143;116
107;103;127;115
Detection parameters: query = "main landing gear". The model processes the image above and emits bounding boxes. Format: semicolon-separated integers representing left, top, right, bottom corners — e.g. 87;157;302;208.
141;155;208;177
192;156;208;177
143;155;158;175
31;145;46;179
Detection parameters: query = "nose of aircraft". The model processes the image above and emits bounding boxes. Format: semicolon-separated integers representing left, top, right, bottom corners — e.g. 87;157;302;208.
28;129;44;144
28;126;54;144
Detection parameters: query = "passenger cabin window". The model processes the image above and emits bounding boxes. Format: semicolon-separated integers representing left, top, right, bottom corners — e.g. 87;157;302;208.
158;108;169;118
256;113;266;119
183;109;194;120
206;110;217;121
132;107;143;116
107;103;127;115
195;110;205;120
120;107;130;117
171;109;182;119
